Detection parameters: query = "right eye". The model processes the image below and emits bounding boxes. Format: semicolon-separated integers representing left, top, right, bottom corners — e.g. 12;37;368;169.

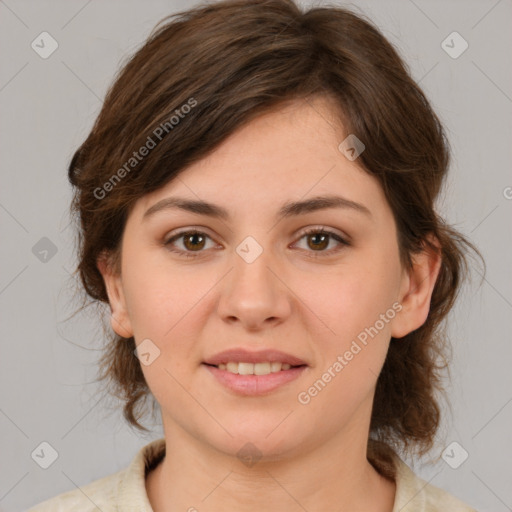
164;229;218;258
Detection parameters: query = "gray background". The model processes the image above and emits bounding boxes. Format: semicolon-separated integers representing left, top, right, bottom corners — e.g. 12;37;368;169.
1;0;511;510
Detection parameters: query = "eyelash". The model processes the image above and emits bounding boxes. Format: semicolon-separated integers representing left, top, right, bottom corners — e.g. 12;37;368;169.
163;227;350;259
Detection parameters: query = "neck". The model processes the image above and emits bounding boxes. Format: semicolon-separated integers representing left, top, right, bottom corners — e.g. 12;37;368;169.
146;418;396;512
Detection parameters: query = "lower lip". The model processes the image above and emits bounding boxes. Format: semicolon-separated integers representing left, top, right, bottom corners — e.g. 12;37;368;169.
203;364;307;396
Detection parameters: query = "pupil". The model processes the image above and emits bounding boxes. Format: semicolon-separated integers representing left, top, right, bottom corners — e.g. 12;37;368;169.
309;233;328;250
185;233;204;250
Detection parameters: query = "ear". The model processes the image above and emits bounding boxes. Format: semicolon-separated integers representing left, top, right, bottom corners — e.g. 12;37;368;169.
391;234;442;339
96;251;134;338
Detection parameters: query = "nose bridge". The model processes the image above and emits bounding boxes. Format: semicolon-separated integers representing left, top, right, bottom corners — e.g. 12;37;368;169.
234;242;273;292
231;238;277;303
217;235;291;328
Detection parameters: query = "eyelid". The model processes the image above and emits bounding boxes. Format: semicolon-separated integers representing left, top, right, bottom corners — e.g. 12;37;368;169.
163;225;350;257
163;225;216;242
295;225;350;244
291;226;350;256
164;227;220;252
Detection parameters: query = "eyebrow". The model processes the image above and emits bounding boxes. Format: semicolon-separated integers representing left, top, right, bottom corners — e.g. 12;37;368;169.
142;194;372;221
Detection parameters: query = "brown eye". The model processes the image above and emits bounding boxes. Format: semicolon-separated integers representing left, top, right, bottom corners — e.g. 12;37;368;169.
165;230;215;257
182;232;206;251
164;227;349;259
294;227;349;256
306;232;330;251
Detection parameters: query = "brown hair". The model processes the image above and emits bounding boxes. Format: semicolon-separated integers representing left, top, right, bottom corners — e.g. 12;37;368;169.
67;0;483;477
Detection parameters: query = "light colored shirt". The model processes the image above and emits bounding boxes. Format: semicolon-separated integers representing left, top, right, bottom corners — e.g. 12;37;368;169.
27;437;478;511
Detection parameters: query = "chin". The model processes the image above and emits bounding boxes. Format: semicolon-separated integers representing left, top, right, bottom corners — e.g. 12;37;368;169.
204;423;306;463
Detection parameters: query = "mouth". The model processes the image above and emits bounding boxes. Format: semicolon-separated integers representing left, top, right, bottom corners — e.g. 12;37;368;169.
203;361;305;375
202;348;309;396
203;347;307;367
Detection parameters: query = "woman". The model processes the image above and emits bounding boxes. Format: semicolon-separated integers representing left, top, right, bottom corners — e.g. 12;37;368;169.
28;0;481;510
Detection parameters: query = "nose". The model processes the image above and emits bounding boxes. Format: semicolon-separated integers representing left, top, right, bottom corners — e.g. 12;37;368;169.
216;244;292;331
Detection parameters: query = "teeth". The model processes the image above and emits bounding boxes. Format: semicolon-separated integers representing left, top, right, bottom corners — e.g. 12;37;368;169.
238;362;254;375
226;362;238;373
270;361;282;372
216;362;295;375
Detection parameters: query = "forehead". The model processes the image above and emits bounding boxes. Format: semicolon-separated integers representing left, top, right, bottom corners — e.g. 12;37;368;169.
132;97;390;225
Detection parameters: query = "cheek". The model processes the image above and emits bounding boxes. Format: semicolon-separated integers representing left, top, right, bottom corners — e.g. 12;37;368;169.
305;261;399;346
294;267;398;426
296;253;401;414
121;251;213;342
122;264;210;408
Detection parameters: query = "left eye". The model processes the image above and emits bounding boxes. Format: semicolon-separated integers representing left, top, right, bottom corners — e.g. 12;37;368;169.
293;228;349;255
164;228;349;258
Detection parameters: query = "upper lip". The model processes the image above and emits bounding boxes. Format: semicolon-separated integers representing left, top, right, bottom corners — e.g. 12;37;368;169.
203;348;308;367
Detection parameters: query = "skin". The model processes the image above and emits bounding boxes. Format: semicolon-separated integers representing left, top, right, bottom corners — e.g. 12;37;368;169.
98;95;441;512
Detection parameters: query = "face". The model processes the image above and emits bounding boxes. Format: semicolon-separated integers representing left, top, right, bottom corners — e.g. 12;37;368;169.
99;96;439;461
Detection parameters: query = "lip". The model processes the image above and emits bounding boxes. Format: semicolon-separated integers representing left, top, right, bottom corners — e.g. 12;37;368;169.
203;348;307;367
203;364;308;396
202;348;308;396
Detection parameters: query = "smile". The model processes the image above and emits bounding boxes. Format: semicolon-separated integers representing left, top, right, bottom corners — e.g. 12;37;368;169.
202;363;307;395
214;361;294;375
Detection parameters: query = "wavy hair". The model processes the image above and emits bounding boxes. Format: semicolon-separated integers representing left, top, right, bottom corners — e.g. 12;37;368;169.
66;0;483;478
